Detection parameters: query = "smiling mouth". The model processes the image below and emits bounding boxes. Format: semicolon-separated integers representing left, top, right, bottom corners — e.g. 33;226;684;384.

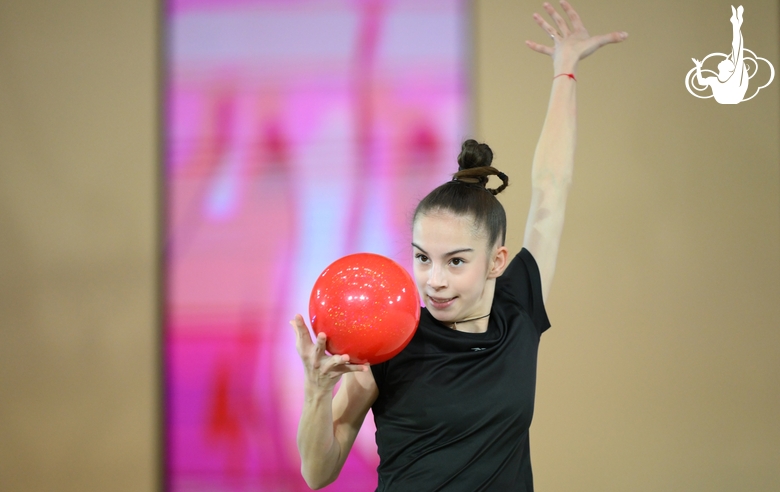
429;296;454;302
427;295;456;308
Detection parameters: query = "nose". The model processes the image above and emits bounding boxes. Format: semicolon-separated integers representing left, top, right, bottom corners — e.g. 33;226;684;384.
427;263;447;290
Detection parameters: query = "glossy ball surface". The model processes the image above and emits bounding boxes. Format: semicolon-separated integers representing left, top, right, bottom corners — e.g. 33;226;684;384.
309;253;420;364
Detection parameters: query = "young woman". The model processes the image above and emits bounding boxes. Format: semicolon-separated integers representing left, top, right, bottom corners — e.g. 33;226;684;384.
291;2;627;490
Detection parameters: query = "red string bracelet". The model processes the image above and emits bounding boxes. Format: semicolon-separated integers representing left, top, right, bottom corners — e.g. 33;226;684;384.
553;73;577;81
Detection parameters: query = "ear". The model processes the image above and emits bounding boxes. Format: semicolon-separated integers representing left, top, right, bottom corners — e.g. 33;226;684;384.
487;245;509;279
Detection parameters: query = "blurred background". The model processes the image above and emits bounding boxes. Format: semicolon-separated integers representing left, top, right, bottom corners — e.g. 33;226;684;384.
1;1;778;491
166;1;467;490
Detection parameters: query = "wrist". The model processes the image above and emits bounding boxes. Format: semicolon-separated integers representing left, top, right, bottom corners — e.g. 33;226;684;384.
553;73;577;82
553;57;578;76
305;381;335;402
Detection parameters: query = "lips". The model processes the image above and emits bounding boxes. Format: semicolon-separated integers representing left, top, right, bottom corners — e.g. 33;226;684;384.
427;295;456;310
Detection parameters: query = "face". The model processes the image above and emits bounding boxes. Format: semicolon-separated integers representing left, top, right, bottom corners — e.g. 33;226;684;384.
412;211;507;324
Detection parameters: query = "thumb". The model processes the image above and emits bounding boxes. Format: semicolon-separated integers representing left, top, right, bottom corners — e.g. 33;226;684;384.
579;31;627;60
600;31;628;46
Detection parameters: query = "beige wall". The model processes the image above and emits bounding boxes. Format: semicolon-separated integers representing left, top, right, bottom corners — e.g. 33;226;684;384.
475;0;780;490
0;0;777;491
0;1;158;491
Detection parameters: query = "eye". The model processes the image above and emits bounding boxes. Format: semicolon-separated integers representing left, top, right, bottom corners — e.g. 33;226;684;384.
450;257;465;266
415;253;430;264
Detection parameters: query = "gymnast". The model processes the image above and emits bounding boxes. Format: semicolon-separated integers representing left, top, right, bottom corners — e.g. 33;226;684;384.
292;2;627;489
692;5;749;104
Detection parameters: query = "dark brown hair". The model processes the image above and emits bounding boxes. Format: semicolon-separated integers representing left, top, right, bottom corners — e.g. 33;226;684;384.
413;139;509;246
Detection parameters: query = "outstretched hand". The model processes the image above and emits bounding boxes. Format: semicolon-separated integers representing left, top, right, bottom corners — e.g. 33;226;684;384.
291;314;369;395
525;0;627;73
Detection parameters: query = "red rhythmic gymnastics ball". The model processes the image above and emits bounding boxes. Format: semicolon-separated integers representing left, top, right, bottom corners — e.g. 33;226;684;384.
309;253;420;365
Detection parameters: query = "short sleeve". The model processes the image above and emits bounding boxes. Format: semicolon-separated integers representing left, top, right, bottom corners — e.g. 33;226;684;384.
371;359;387;392
498;248;551;334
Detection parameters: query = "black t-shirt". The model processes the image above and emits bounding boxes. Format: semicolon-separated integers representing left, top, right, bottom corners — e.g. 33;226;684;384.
370;248;550;492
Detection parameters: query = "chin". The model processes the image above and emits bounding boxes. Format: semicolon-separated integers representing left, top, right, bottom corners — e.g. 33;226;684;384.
428;310;455;324
427;305;462;325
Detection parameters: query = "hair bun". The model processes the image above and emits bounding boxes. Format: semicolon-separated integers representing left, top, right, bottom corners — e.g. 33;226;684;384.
452;139;508;195
457;139;493;170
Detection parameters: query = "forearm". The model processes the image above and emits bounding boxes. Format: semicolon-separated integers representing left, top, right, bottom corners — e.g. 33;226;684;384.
532;59;577;188
297;386;341;489
523;60;577;298
523;0;626;300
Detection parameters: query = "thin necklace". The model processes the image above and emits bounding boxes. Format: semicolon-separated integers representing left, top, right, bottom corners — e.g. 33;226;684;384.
451;313;490;330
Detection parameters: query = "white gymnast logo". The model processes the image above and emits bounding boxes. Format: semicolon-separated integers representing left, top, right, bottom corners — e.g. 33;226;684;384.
685;5;774;104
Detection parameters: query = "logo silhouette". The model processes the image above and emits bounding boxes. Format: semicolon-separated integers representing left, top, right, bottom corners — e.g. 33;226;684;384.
685;5;774;104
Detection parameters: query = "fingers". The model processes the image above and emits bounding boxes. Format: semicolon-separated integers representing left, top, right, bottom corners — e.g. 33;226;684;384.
525;40;554;57
290;316;366;365
543;2;571;36
312;332;328;367
317;354;370;378
290;315;332;366
318;353;347;375
532;12;559;41
559;0;584;31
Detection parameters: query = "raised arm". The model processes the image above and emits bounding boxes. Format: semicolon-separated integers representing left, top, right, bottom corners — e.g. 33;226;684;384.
522;1;627;302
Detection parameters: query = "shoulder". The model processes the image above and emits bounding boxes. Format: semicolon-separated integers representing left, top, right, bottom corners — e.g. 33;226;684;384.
496;248;550;334
497;248;543;300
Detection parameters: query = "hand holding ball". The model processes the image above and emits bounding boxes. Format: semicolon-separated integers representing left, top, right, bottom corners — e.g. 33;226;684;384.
309;253;420;365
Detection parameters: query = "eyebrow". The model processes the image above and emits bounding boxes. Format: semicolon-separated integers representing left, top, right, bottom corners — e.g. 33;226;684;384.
411;243;474;257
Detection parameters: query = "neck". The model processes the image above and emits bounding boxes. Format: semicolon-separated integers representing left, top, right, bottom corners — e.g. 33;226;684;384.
448;312;490;333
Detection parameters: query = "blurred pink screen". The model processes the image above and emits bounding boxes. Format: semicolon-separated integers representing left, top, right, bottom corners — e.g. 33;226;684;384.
165;0;469;490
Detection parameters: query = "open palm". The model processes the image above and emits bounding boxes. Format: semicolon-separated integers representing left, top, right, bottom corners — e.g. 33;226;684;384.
525;0;627;71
